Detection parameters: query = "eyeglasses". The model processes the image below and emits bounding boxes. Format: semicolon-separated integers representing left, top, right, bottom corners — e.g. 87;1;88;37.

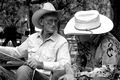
44;19;58;25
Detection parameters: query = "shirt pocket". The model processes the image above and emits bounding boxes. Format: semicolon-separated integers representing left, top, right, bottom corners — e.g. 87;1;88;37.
28;44;39;57
41;47;57;61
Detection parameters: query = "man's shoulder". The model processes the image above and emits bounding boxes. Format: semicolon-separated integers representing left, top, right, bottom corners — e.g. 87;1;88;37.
100;33;118;41
55;33;68;42
100;33;120;54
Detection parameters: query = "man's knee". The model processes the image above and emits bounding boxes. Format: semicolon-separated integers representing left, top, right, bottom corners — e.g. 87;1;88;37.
51;70;66;80
16;65;33;80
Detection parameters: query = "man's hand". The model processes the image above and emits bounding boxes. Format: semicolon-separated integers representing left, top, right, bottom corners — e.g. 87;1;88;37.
58;74;76;80
25;58;44;69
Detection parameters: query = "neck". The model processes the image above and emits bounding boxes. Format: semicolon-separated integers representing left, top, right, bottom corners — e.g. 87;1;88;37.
41;30;53;40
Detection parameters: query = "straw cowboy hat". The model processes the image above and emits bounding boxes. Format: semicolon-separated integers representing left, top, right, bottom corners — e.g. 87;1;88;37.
64;10;113;35
32;2;63;29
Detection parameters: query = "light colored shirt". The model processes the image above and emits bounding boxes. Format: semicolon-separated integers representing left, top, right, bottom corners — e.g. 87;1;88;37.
0;31;71;75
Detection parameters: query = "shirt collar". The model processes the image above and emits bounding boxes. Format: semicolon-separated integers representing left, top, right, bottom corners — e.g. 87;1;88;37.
49;32;58;42
93;35;100;45
37;30;57;42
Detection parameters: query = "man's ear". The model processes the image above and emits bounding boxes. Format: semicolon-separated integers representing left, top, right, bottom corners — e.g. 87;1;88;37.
39;19;43;26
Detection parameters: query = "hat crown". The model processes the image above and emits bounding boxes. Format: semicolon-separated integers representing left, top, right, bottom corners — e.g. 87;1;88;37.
42;2;56;11
74;10;100;30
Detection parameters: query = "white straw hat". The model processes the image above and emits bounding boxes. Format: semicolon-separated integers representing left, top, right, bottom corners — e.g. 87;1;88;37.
64;10;113;35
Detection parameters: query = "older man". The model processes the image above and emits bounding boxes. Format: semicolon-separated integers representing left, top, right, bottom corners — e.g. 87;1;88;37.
0;2;71;80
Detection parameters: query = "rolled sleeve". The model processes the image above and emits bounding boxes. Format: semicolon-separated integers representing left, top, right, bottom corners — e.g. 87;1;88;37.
43;42;71;71
16;38;29;58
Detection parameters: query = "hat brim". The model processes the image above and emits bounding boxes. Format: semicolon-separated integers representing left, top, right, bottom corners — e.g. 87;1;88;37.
64;14;113;35
32;9;63;29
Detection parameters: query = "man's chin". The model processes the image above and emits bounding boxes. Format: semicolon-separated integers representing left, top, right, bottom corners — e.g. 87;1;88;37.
49;30;56;33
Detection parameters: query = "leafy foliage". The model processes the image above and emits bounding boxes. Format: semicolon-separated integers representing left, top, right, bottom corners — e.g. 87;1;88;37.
0;0;112;35
0;0;27;28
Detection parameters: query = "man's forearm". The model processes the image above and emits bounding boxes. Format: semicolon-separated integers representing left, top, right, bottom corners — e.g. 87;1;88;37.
0;46;13;55
0;46;20;58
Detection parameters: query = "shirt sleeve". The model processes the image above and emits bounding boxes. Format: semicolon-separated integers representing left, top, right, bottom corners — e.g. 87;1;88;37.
0;37;29;59
15;37;29;58
43;42;71;71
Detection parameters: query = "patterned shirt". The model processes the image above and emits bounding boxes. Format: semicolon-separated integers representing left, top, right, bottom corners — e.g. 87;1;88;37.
0;31;71;75
72;33;120;78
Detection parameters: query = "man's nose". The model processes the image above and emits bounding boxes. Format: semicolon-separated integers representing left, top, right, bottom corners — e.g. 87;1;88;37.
51;21;56;26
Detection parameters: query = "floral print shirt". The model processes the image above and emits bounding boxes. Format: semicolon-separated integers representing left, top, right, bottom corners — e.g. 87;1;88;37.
72;33;120;78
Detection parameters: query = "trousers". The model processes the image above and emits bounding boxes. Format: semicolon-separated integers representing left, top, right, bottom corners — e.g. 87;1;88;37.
0;65;65;80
